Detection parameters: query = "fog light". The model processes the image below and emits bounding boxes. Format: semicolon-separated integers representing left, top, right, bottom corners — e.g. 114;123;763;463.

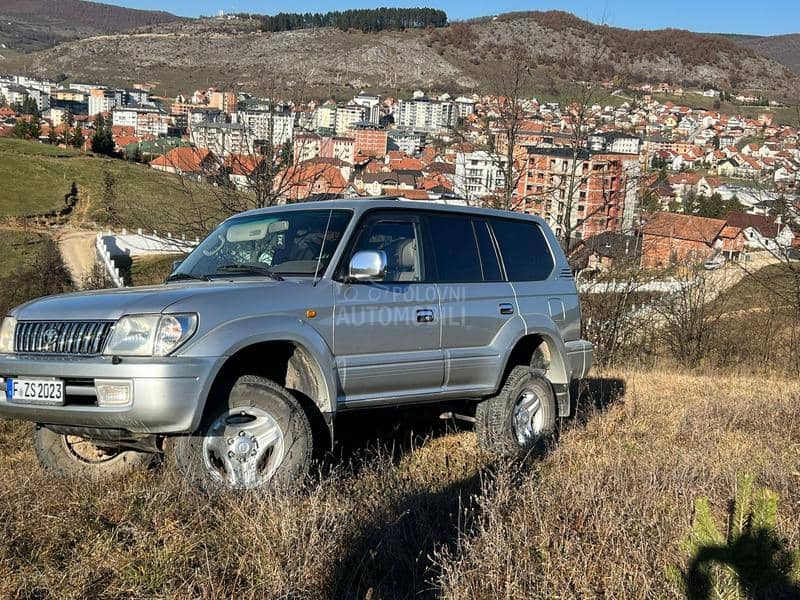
95;380;132;407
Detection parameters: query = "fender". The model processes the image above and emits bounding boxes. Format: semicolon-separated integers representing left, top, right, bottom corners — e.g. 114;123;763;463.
180;315;341;416
494;312;573;416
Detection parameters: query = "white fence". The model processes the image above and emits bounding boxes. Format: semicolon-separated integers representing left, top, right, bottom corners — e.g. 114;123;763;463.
95;229;200;288
102;229;199;257
95;234;125;288
578;278;691;294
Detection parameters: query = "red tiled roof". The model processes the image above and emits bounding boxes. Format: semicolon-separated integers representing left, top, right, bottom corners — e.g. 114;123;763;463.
725;212;779;238
150;147;213;173
641;212;725;244
224;154;264;176
382;188;429;200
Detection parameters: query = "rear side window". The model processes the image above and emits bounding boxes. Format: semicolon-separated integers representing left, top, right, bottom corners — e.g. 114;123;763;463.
490;219;554;281
426;214;482;283
473;221;503;282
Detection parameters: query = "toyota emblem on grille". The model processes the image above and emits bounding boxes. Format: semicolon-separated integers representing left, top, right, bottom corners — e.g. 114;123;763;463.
42;327;60;348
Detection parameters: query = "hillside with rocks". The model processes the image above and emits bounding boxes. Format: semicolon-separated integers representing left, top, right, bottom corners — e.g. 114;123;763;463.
729;33;800;75
18;11;800;100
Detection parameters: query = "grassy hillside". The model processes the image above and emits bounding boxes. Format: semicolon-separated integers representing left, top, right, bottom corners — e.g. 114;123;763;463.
0;369;797;597
0;228;46;277
0;138;217;231
129;254;182;286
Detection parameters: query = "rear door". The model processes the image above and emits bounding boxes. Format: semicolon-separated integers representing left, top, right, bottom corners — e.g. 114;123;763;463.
426;213;518;394
488;217;578;340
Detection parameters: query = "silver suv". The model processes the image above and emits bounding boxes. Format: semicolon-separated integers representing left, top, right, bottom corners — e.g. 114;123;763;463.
0;199;592;489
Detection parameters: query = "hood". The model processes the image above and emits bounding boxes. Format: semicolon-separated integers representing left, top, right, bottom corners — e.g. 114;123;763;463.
11;280;288;321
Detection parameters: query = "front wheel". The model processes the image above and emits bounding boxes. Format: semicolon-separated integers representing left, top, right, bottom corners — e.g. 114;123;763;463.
33;426;155;477
474;366;557;458
172;375;313;490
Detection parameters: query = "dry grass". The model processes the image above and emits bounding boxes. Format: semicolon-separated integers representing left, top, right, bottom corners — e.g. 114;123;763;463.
0;369;798;598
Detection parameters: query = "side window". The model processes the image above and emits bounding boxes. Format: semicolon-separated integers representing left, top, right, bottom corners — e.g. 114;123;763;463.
351;219;422;282
490;219;554;281
472;220;503;282
426;214;483;283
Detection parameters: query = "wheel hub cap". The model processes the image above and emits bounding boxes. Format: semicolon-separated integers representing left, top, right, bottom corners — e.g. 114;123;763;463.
202;407;285;489
513;389;544;445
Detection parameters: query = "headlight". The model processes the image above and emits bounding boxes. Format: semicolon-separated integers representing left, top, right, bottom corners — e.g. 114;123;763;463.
0;317;16;353
104;314;197;357
154;314;198;356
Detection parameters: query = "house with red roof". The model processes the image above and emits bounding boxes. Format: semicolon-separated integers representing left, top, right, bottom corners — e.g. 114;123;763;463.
150;147;215;178
278;160;354;202
640;212;726;268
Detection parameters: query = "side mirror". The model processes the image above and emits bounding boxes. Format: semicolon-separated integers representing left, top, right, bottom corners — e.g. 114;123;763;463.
172;260;183;272
348;250;387;281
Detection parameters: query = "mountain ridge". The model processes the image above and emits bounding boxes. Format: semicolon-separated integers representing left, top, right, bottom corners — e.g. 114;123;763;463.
0;0;181;52
3;7;798;102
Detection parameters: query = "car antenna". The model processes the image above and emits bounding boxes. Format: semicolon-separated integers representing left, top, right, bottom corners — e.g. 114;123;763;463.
312;197;336;287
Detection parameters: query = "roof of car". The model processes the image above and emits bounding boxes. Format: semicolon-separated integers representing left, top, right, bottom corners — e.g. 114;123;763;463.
229;197;548;225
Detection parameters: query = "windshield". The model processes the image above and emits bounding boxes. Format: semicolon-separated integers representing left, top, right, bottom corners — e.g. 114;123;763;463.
173;209;352;279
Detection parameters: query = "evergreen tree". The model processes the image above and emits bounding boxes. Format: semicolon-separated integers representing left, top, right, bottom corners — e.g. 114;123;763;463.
70;125;85;149
91;113;115;155
11;118;29;139
20;96;39;116
28;115;41;139
47;126;58;145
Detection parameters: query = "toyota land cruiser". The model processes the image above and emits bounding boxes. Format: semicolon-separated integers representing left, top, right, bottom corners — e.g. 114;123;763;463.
0;199;592;489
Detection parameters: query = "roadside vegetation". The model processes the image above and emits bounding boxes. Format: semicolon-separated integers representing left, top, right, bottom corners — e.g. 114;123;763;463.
0;230;73;316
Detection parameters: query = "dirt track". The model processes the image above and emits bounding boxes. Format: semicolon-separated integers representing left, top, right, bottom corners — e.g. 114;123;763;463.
55;230;97;288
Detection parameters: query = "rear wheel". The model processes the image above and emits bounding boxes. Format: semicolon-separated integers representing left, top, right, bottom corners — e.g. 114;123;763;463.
173;375;313;490
475;366;557;458
33;426;154;477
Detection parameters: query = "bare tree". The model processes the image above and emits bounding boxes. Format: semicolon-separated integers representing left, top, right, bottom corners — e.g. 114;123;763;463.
109;83;329;240
450;53;533;209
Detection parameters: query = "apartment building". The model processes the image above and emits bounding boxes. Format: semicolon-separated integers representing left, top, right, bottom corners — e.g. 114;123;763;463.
335;104;366;136
352;93;381;124
89;88;123;116
516;147;641;241
392;97;456;133
351;122;388;157
454;150;507;199
236;107;295;146
190;122;252;155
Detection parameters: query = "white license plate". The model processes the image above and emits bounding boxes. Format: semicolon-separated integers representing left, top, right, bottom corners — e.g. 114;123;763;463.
6;378;65;405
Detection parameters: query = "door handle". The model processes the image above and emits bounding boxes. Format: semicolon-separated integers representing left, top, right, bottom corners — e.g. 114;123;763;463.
499;303;514;315
416;309;435;323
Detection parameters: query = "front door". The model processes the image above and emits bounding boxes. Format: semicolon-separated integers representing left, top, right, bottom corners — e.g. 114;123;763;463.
333;211;442;406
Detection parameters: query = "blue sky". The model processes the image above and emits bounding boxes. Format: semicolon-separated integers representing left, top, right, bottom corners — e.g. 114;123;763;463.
107;0;800;36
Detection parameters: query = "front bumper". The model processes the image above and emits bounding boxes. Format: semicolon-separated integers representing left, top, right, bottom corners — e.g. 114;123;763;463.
0;353;225;434
565;339;593;380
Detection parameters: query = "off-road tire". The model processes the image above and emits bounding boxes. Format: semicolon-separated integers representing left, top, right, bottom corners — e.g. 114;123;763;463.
33;425;154;477
475;366;557;458
173;375;313;490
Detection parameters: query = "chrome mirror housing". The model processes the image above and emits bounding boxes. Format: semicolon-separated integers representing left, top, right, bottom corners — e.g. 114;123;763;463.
348;250;387;281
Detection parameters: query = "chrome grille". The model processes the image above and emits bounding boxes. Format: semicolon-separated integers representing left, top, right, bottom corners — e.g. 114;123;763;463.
14;321;114;355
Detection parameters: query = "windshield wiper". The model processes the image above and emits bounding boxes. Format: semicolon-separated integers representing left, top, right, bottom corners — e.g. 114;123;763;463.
165;272;210;282
214;264;284;281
